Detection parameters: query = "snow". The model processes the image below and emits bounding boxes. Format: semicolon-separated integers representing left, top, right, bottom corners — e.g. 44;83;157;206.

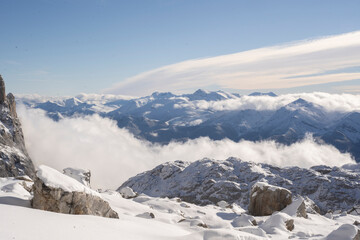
0;175;359;240
37;165;100;197
119;186;137;198
325;224;359;240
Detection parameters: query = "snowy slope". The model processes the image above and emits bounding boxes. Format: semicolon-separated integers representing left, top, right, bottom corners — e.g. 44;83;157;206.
0;174;359;240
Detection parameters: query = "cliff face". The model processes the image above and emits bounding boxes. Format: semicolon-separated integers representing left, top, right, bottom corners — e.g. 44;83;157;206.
0;75;35;178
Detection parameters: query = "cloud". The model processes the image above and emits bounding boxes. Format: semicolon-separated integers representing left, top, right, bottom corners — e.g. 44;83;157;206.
18;106;355;190
174;92;360;113
104;31;360;95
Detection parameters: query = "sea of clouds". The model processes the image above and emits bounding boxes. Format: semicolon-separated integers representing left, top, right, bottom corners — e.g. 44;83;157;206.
18;105;356;189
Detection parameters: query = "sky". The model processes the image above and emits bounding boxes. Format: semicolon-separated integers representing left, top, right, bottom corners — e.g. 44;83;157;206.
1;0;360;96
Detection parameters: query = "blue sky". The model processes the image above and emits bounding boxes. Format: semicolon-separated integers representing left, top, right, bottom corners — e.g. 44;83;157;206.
1;0;360;96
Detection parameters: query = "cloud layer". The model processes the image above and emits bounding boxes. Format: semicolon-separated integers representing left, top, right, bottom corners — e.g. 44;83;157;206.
175;92;360;113
105;31;360;95
18;106;355;190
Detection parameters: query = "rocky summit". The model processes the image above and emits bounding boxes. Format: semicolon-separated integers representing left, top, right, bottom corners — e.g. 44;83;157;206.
119;157;360;214
0;75;35;179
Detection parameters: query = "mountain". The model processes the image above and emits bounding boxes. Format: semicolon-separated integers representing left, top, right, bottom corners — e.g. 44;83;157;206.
0;76;35;178
249;92;277;97
119;157;360;213
17;90;360;162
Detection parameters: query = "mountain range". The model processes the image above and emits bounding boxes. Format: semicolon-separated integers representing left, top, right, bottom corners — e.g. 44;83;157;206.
18;90;360;162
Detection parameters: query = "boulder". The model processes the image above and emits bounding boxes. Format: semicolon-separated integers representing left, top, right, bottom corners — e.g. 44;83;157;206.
248;182;292;216
31;165;118;219
118;186;137;199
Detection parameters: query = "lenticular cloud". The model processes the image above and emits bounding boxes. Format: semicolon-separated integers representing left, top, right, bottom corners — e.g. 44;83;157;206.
18;106;355;189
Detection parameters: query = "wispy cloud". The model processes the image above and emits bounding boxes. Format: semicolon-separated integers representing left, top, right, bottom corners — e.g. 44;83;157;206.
105;31;360;95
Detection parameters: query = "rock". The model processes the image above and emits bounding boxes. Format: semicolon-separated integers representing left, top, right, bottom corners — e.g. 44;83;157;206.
217;200;230;208
348;206;360;216
31;166;118;219
0;75;5;104
136;212;155;219
285;219;294;231
120;158;360;213
282;196;308;218
304;196;321;214
248;182;292;216
354;220;360;226
118;186;137;199
197;222;208;228
0;76;35;179
296;200;307;218
325;212;333;219
63;168;91;187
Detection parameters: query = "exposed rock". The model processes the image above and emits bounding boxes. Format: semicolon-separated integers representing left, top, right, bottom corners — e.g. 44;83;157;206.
31;166;118;219
63;168;91;187
248;182;292;216
0;75;5;104
304;196;321;214
120;158;360;213
282;197;308;218
348;206;360;216
285;219;294;231
136;212;155;219
0;76;35;179
197;222;208;228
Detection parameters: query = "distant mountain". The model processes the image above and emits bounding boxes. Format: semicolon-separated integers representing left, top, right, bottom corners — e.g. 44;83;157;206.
249;92;277;97
17;90;360;162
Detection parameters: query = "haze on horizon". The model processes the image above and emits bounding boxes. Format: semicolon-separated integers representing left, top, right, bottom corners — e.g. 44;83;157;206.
1;0;360;96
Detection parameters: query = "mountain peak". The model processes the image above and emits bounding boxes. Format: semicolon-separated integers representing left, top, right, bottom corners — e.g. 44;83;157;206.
193;89;209;95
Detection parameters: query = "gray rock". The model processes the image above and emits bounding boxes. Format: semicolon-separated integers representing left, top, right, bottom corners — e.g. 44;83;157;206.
248;182;292;216
31;177;118;219
285;219;294;231
0;76;35;179
119;158;360;213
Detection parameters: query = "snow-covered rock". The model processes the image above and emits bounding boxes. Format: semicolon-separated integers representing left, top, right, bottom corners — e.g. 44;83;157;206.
32;165;118;218
0;75;35;179
119;186;137;199
325;224;360;240
63;167;91;187
248;182;292;216
119;157;360;213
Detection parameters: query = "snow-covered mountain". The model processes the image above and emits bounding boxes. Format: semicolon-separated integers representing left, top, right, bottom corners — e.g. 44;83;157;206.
18;90;360;162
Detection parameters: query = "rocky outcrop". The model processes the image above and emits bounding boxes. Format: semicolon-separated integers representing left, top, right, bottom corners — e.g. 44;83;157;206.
248;182;292;216
0;75;35;179
63;168;91;187
32;165;118;219
119;158;360;213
